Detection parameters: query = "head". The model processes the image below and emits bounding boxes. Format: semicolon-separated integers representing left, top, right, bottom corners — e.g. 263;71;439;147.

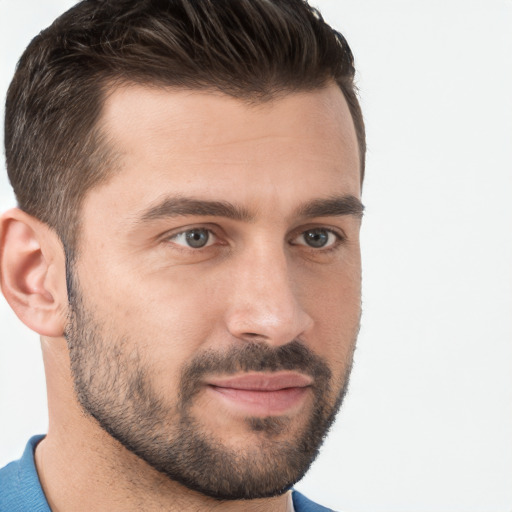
2;0;366;502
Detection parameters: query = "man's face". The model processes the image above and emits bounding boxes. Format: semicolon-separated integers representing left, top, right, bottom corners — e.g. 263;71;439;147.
65;84;362;499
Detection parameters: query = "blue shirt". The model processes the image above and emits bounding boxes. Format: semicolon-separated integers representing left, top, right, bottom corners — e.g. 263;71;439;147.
0;436;335;511
0;436;50;512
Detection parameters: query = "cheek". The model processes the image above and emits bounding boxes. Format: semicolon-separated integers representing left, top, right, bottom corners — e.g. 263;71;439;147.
299;260;361;356
75;260;227;378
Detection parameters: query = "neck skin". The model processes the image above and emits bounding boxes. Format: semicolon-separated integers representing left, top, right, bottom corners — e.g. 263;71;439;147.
35;337;292;512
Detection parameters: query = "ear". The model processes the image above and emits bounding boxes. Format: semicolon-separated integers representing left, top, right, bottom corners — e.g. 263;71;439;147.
0;208;68;337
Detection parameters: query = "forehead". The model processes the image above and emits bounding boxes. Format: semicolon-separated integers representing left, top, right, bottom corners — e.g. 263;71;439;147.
84;84;360;226
101;83;357;137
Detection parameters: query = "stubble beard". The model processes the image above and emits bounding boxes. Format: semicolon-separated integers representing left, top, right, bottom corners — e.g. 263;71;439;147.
64;266;357;500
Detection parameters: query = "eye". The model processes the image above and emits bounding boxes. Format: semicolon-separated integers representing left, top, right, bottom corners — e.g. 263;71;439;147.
168;228;215;249
292;228;340;249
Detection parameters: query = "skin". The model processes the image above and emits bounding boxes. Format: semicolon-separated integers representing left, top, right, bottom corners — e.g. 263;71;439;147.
0;82;362;511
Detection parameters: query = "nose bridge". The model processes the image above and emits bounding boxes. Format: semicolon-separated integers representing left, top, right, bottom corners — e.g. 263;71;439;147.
225;240;313;345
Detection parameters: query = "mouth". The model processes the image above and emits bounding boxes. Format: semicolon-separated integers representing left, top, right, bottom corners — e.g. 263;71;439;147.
205;372;313;417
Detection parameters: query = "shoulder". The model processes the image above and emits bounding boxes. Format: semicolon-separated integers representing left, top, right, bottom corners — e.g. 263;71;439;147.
292;489;338;512
0;435;51;512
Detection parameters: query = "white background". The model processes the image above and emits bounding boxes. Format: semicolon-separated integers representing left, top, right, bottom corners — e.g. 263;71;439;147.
1;1;511;511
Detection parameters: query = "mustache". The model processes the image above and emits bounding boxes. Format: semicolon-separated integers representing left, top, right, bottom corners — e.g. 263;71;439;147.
179;340;332;403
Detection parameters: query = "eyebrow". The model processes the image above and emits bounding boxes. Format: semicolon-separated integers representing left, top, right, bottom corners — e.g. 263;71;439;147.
138;197;253;223
296;195;364;219
136;194;364;225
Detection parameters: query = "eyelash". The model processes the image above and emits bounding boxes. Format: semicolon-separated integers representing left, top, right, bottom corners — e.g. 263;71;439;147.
163;226;345;251
293;230;343;252
165;227;220;250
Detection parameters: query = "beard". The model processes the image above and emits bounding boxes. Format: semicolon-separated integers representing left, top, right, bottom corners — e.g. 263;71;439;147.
64;265;356;500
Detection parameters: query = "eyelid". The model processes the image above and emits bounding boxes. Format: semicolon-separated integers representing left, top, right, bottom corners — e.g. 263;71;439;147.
159;223;346;251
289;226;345;249
171;230;215;248
162;224;223;249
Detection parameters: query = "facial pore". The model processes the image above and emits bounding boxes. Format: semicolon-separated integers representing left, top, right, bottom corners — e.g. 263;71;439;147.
65;265;355;500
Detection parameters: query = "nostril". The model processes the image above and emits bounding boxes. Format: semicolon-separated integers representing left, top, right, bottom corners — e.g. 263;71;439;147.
242;332;266;340
240;332;270;343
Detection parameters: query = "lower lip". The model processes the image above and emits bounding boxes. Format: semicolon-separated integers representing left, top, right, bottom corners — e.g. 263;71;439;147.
206;385;310;416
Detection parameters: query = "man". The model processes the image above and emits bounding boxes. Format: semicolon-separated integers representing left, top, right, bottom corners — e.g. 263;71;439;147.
0;0;366;510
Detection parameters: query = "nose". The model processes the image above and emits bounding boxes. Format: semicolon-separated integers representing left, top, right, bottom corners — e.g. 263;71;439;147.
224;243;313;346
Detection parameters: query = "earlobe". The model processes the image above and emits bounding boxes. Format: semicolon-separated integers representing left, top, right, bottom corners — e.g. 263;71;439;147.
0;208;68;337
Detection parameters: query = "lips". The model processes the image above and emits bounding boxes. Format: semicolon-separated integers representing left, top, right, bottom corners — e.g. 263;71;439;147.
205;372;312;416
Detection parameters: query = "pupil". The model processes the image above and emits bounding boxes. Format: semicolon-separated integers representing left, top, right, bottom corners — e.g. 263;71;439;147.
186;229;209;248
305;229;328;248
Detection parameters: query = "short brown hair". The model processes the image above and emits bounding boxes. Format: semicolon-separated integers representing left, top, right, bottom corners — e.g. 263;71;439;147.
5;0;366;249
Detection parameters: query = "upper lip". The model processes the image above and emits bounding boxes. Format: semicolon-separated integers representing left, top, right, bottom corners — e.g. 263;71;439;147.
206;372;313;391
